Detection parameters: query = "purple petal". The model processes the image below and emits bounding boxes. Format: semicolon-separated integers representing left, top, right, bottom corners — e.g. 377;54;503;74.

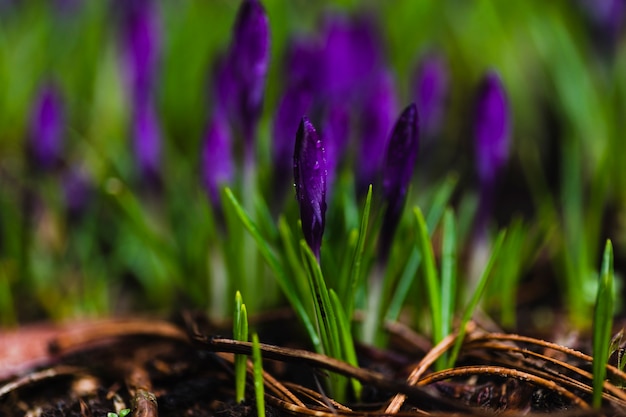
355;69;398;195
414;53;448;138
474;70;510;186
63;166;92;218
379;103;419;260
230;0;270;143
294;117;327;259
132;102;162;183
202;113;235;209
283;37;323;90
272;84;314;181
120;0;161;107
28;83;64;170
321;15;383;100
321;102;350;193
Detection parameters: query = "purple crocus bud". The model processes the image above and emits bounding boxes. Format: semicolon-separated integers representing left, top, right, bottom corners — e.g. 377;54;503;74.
229;0;270;145
62;166;92;219
284;37;322;90
355;69;398;196
413;53;448;139
202;113;235;210
272;84;314;184
578;0;626;59
474;71;510;188
132;102;162;184
120;0;161;107
321;15;383;100
28;84;64;170
379;104;419;261
321;102;350;194
294;117;327;260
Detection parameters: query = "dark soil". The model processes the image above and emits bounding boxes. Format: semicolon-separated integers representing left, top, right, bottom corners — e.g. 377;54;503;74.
1;313;625;417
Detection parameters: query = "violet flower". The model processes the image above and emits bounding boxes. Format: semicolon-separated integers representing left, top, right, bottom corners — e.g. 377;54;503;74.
132;102;162;184
229;0;270;147
272;85;314;184
294;117;327;259
413;53;448;139
28;83;64;171
474;71;510;189
578;0;626;59
379;103;419;262
202;113;235;210
321;102;350;195
474;71;510;234
321;15;383;100
355;69;398;196
120;0;161;107
283;37;322;90
62;166;92;220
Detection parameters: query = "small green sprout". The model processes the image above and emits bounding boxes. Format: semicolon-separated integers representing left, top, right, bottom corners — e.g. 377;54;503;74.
252;333;265;417
592;240;614;409
234;291;249;403
107;409;130;417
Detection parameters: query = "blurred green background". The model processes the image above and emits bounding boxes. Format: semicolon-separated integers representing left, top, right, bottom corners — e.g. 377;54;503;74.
0;0;624;328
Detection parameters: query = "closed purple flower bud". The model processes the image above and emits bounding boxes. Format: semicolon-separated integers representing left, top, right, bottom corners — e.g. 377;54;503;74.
322;15;383;100
202;113;234;209
579;0;626;58
62;166;92;219
294;117;327;259
230;0;270;144
474;71;510;187
380;103;419;260
132;102;162;184
120;0;161;107
272;84;314;184
413;53;448;139
321;102;350;194
356;70;398;196
28;84;64;170
284;37;322;90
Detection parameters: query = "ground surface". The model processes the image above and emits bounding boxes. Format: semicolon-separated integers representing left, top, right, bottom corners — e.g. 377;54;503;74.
1;313;625;416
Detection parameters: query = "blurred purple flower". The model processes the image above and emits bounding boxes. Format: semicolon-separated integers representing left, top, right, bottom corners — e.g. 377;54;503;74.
355;69;398;196
272;84;315;183
283;37;323;90
474;71;510;188
62;166;92;219
413;53;448;139
132;102;162;184
28;84;64;170
321;15;383;100
120;0;161;107
229;0;270;145
321;102;350;194
379;103;419;261
202;113;235;209
579;0;626;58
294;117;327;259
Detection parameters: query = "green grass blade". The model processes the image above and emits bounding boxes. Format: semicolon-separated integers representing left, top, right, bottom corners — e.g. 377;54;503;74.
385;181;457;325
592;240;614;409
300;241;347;400
425;174;458;232
385;247;421;322
413;207;443;347
277;217;311;311
252;333;266;417
234;291;248;403
438;208;457;368
346;184;373;319
224;188;320;351
300;240;340;358
448;230;506;368
330;289;362;399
